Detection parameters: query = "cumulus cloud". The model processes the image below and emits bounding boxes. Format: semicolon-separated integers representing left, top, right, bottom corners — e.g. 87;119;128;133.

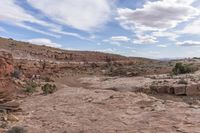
117;0;199;32
133;34;157;44
176;40;200;47
178;19;200;35
116;0;199;45
152;31;179;41
27;0;113;31
27;38;62;48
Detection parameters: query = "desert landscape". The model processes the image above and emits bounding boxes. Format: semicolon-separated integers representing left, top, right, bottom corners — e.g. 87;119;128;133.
0;37;200;133
1;0;200;132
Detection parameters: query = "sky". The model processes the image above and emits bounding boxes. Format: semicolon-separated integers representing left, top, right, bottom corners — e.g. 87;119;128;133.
0;0;200;59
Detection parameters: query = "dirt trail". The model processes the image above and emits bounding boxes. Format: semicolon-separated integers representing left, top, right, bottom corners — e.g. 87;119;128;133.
54;75;90;89
13;78;200;133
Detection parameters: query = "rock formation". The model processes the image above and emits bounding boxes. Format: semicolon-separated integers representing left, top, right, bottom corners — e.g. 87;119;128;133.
0;51;20;112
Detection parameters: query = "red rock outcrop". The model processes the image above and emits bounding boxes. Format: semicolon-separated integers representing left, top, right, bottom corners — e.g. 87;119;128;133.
0;51;15;103
0;51;14;77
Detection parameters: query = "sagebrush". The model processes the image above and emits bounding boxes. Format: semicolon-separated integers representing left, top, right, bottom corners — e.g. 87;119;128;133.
41;83;57;95
172;62;197;75
24;81;37;93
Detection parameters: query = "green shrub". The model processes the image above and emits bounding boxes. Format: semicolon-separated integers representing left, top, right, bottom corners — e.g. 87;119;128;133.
28;81;37;88
7;126;27;133
172;62;196;75
41;83;57;95
24;81;37;93
24;86;35;93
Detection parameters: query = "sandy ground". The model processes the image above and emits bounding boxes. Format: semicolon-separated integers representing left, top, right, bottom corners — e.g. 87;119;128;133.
9;75;200;133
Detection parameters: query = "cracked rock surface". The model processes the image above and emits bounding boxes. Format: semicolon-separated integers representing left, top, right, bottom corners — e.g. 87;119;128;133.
14;82;200;133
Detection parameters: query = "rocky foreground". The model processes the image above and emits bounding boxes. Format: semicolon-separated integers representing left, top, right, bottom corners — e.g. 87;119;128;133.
6;70;200;132
10;76;200;133
3;72;200;132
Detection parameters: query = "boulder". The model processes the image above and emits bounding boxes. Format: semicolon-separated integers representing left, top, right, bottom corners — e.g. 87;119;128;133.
186;83;200;96
173;84;186;95
167;87;175;94
8;114;19;122
150;85;171;93
0;101;21;112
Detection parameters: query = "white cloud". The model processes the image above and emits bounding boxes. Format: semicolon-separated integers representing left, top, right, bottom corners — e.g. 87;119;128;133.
0;0;47;26
50;28;87;40
102;39;120;46
133;34;157;44
176;40;200;47
157;44;167;48
171;0;196;5
178;19;200;35
27;0;113;31
110;36;130;42
0;0;88;39
152;31;179;41
0;0;61;37
27;38;62;48
117;0;199;32
117;0;199;46
103;36;130;46
16;23;60;38
174;0;197;5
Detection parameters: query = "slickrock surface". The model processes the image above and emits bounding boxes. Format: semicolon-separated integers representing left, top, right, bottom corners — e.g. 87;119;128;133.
14;84;200;133
81;72;200;96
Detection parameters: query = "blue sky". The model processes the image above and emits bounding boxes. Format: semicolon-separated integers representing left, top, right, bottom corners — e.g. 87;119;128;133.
0;0;200;59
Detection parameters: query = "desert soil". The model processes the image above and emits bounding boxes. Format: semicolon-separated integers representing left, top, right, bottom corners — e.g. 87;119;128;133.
9;75;200;133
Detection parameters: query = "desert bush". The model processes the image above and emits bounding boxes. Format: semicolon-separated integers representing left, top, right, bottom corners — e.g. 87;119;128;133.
24;86;35;93
24;81;37;93
41;83;57;95
172;62;196;75
7;126;27;133
28;81;37;88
